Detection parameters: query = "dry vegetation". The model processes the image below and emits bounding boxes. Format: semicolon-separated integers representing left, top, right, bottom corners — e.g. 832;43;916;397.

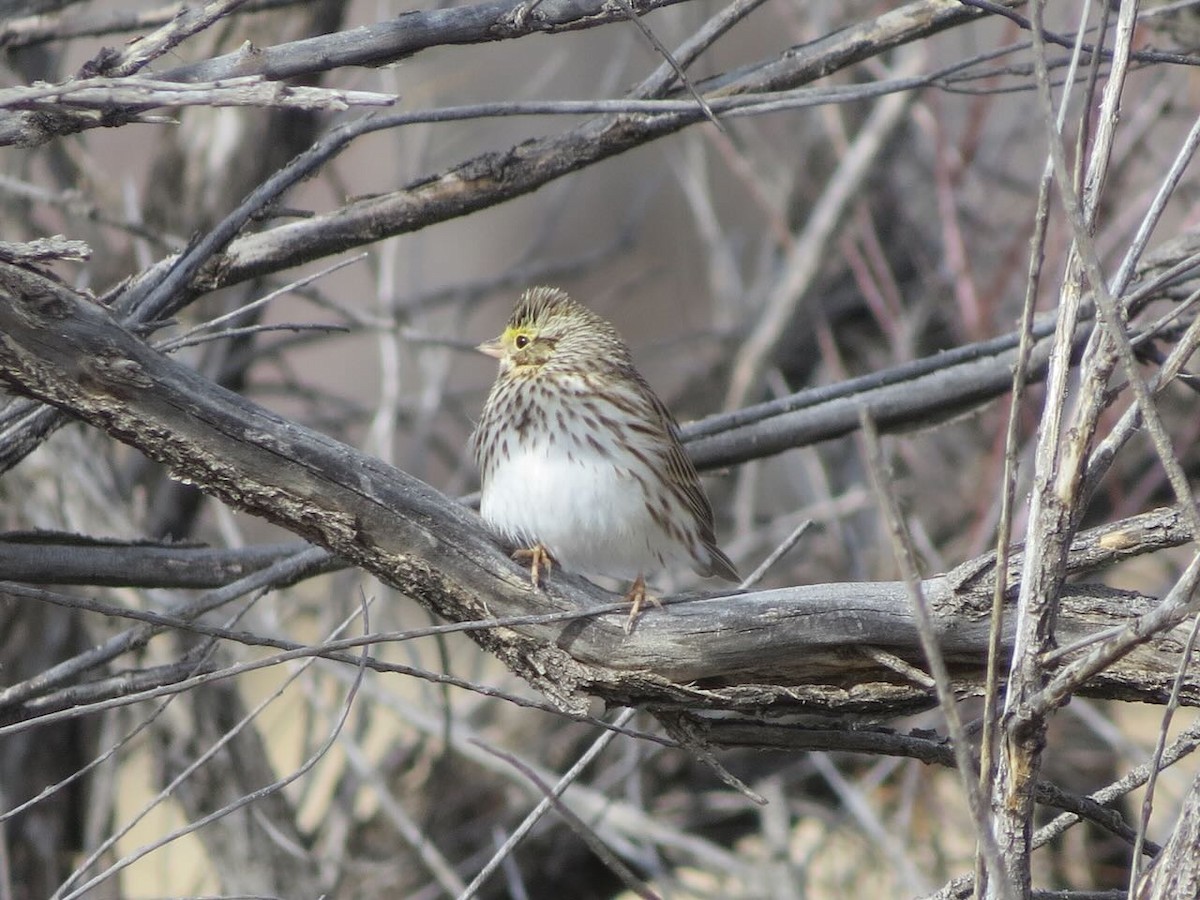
2;0;1200;897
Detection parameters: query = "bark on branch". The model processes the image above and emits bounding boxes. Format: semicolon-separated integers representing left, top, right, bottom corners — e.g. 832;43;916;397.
0;262;1195;718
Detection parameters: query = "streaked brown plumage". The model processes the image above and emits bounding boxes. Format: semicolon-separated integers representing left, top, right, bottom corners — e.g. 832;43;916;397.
471;287;737;628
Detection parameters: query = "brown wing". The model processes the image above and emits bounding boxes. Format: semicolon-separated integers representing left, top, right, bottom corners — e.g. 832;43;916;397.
633;371;739;581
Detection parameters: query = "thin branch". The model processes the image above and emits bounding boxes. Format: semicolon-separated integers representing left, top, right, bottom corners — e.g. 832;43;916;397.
723;48;922;409
99;0;256;78
1130;612;1200;887
0;75;395;113
460;708;639;898
56;598;371;900
858;410;1012;898
475;730;660;900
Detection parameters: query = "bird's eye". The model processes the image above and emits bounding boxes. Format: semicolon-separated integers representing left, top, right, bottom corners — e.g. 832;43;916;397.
515;335;530;349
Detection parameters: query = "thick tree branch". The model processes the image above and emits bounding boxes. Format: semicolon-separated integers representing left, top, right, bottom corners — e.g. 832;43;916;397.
0;533;325;588
192;0;995;290
0;263;1196;719
0;0;1048;477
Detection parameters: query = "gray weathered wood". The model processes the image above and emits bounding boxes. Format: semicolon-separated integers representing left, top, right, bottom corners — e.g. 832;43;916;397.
1134;772;1200;899
0;262;1195;718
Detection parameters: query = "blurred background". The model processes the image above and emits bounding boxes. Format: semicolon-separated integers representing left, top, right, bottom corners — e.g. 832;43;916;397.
3;0;1200;896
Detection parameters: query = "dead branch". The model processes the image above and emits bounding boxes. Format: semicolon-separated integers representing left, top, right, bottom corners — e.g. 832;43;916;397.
0;261;1196;721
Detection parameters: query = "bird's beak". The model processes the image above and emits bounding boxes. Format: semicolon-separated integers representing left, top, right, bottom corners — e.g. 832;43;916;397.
476;338;504;359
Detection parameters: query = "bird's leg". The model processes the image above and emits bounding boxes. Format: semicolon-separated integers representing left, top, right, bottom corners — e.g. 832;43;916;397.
623;573;662;634
513;543;554;589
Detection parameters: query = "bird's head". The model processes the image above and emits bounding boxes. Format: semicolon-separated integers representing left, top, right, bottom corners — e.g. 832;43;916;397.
477;286;623;373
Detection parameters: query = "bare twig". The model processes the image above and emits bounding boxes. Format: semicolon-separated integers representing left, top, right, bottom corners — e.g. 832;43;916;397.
0;75;395;113
723;47;923;409
858;410;1012;898
1130;612;1200;888
55;597;371;900
99;0;256;78
460;708;639;898
475;731;660;900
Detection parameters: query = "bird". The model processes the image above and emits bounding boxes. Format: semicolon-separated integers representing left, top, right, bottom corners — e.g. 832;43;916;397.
470;286;738;631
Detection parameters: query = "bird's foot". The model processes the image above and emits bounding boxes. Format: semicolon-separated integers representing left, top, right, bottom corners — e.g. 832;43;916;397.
513;544;554;589
623;574;662;634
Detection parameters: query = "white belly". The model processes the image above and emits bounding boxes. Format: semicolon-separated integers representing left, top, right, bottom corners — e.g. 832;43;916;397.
479;443;688;579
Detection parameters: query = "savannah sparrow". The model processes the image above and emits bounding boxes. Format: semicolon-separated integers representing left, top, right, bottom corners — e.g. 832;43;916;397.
470;286;738;630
